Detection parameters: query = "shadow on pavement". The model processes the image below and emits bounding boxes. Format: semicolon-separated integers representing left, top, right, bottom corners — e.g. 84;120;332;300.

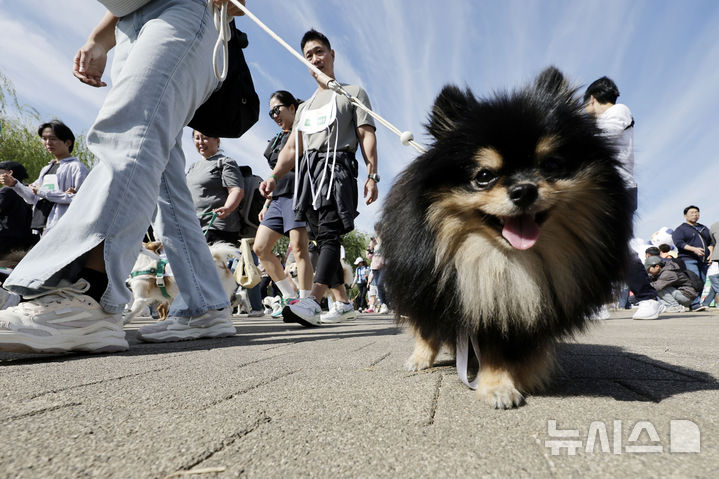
538;342;719;403
0;317;403;365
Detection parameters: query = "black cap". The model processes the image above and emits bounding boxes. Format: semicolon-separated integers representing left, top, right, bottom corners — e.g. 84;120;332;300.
0;161;28;182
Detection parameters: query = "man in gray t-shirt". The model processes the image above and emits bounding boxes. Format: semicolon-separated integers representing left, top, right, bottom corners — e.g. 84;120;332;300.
259;29;379;326
294;85;375;153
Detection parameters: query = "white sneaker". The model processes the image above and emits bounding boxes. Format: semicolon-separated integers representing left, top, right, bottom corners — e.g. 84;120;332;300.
665;305;688;313
590;305;611;320
379;303;389;314
0;279;127;353
320;301;357;324
632;299;665;320
137;307;235;342
0;287;21;310
283;297;322;327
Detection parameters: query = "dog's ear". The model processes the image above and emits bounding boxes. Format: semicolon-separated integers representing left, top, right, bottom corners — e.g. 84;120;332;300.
426;85;475;140
533;66;575;102
145;241;163;253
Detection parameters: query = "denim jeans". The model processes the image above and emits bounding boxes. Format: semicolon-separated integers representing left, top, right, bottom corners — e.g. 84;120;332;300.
682;258;708;309
657;286;693;308
702;273;719;307
6;0;229;317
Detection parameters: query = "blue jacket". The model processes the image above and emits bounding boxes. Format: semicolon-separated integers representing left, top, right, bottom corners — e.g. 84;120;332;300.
672;222;714;262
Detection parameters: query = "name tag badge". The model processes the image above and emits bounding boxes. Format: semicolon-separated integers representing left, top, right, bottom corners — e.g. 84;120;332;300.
42;173;60;191
298;93;337;134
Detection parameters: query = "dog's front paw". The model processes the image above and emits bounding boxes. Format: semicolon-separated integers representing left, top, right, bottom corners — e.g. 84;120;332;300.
405;353;432;372
478;383;525;409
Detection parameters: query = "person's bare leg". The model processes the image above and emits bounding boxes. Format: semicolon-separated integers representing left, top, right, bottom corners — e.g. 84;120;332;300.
329;285;348;303
253;225;287;282
289;227;313;291
310;283;329;302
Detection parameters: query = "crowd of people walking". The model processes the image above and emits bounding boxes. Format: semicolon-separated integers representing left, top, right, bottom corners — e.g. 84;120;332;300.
0;1;714;357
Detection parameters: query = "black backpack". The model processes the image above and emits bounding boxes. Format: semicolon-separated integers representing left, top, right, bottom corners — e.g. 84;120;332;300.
188;21;259;138
236;165;265;238
683;269;705;294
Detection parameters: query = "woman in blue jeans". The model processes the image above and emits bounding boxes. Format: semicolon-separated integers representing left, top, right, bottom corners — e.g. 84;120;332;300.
0;0;246;354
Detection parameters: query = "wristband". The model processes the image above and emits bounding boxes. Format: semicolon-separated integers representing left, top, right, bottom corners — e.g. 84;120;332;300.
270;173;278;182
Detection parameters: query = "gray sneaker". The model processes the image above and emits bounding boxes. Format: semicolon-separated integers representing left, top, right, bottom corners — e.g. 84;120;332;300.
137;307;235;342
0;287;21;310
0;279;127;354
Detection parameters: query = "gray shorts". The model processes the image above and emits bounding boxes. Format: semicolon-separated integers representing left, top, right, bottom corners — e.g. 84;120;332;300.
260;195;306;235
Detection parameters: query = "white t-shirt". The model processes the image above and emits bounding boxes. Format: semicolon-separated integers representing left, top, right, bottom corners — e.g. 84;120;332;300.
597;103;636;188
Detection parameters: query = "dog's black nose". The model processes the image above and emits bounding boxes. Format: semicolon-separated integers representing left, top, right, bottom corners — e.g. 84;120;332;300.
508;183;538;208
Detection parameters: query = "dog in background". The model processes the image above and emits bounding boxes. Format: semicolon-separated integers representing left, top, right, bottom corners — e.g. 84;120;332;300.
125;241;239;323
285;257;353;297
381;67;633;408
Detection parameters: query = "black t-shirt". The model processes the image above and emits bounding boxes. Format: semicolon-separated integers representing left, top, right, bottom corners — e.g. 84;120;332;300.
31;162;60;230
264;131;294;198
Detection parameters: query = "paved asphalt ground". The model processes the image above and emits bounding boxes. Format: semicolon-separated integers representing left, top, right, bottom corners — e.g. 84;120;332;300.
1;308;718;478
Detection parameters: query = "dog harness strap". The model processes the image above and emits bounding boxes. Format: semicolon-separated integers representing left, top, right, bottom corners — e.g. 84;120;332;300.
154;258;171;298
456;331;481;390
129;259;172;299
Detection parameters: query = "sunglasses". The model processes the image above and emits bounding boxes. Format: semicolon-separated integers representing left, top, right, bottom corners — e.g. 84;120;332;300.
268;104;286;118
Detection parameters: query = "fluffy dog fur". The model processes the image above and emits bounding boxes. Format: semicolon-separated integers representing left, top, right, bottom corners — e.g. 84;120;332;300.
124;241;239;323
381;67;633;409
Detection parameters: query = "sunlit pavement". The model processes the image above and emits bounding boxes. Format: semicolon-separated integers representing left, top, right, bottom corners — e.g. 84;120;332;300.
1;309;718;478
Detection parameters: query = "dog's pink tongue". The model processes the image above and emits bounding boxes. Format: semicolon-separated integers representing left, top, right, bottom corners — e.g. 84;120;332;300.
502;214;540;250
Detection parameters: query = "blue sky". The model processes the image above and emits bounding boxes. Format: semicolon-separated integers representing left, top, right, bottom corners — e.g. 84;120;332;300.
1;0;718;240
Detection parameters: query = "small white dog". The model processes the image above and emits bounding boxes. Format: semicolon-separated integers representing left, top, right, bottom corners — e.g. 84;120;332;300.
124;241;239;323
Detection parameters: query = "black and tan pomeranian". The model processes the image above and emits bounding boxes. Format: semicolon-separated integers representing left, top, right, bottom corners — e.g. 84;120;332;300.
381;67;633;409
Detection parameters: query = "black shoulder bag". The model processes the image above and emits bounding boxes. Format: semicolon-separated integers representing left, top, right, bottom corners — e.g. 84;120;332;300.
188;20;260;138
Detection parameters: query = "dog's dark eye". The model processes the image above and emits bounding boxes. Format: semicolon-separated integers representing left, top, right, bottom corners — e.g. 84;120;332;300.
474;169;497;189
540;157;565;174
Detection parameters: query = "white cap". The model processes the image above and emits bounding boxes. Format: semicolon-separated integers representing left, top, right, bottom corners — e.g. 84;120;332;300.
354;256;364;265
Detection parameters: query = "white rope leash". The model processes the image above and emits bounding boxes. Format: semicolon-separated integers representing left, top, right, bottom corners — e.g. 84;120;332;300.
227;0;427;154
456;332;482;390
209;1;231;81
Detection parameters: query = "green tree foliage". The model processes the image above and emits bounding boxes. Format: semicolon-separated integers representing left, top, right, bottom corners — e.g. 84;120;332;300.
272;235;290;259
342;230;371;268
0;71;95;183
268;229;370;272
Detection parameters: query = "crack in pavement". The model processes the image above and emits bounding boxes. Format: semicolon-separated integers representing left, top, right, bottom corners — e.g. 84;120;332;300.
426;374;444;426
625;355;712;381
206;370;301;408
29;366;179;399
613;380;660;402
351;341;376;353
369;352;391;367
2;402;83;424
170;413;272;475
